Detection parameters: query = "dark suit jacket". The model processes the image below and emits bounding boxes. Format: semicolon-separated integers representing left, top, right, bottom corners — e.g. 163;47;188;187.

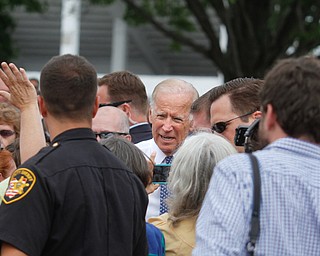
130;123;152;144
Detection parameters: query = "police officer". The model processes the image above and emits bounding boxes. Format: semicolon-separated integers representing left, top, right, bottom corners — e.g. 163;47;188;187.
0;55;148;255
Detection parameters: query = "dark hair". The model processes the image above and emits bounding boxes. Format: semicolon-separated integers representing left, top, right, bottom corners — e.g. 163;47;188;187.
261;56;320;143
190;89;211;123
98;71;148;115
99;136;151;187
40;54;97;121
209;78;264;121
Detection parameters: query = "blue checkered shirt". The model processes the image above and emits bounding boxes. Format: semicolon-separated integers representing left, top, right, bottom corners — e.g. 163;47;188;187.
193;138;320;255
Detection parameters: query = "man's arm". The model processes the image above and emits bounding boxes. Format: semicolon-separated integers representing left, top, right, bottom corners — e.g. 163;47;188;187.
1;242;27;256
193;160;252;255
0;62;46;163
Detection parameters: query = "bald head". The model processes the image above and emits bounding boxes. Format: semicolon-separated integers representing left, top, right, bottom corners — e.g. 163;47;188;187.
92;106;131;141
151;78;198;108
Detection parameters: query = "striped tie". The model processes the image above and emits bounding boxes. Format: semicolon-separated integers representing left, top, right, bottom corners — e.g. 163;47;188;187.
159;156;173;214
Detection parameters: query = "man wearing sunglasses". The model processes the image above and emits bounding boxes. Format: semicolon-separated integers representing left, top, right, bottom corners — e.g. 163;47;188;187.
209;78;264;152
194;56;320;255
97;71;152;144
92;105;132;142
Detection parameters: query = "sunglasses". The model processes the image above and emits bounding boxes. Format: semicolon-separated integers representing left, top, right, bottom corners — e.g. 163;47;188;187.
95;131;129;139
99;100;132;108
211;111;254;133
0;130;15;138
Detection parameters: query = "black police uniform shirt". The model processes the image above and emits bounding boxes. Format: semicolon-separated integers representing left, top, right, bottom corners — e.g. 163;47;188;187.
0;128;148;256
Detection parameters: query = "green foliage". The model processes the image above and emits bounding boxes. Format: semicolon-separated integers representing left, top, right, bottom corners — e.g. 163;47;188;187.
124;0;195;33
89;0;320;80
168;5;195;32
170;40;182;51
0;0;46;61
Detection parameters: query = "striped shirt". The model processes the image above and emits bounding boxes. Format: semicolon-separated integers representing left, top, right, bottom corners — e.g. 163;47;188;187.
193;137;320;255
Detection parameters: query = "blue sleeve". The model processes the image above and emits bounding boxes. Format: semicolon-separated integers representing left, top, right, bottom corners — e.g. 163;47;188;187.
146;223;166;256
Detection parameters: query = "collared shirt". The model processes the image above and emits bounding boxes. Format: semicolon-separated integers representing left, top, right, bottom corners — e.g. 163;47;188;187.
0;128;148;256
136;138;174;220
193;137;320;256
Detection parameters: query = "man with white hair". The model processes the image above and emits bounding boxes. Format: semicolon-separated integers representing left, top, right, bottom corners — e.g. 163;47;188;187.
137;78;198;220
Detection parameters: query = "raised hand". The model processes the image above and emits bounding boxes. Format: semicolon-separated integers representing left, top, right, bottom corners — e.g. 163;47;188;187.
0;62;38;111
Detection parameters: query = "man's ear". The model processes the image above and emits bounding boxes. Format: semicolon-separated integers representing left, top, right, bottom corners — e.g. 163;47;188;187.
38;96;47;117
148;108;153;124
125;134;132;142
92;96;99;118
253;110;262;119
120;103;131;118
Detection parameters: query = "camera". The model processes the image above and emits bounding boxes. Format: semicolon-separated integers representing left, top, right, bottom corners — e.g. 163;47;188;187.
152;164;171;184
234;119;261;153
234;125;248;146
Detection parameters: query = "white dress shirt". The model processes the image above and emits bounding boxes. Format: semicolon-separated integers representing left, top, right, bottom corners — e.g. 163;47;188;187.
136;138;171;220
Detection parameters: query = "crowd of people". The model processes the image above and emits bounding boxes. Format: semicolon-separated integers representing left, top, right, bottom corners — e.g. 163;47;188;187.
0;53;319;255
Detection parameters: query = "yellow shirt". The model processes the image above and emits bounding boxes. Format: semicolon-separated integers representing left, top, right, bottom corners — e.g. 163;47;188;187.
148;213;196;256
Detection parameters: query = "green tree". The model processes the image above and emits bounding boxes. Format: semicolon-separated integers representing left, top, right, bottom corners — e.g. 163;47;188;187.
0;0;45;61
91;0;320;81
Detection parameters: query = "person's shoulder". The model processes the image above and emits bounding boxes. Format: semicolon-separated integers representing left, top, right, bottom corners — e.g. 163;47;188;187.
146;222;162;234
146;223;164;241
148;213;169;227
215;153;253;175
21;144;60;168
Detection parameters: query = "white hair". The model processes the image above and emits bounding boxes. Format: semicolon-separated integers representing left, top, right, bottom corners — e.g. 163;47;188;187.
167;132;237;225
149;78;199;110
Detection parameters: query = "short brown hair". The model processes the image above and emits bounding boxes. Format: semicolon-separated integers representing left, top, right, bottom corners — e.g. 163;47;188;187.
209;78;264;121
98;71;148;115
40;54;97;121
261;56;320;143
190;89;211;124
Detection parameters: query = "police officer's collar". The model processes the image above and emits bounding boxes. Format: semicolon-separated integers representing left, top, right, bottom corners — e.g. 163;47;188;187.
50;128;96;146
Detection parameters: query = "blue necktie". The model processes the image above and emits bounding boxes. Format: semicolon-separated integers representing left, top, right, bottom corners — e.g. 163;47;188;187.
159;156;173;215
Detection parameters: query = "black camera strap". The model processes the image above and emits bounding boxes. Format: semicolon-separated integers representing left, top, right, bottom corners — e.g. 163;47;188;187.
246;153;261;256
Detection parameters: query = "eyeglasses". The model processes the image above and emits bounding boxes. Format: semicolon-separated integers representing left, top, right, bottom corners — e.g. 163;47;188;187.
95;131;129;139
99;100;132;108
211;111;254;133
0;130;15;138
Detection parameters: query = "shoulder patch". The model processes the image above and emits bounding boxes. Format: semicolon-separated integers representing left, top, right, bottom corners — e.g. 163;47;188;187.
3;168;36;204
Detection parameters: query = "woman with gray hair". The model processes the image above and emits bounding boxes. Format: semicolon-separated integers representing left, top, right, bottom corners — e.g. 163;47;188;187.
148;132;237;255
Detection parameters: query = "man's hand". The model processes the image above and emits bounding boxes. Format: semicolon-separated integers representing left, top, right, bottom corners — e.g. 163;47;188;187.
0;62;38;111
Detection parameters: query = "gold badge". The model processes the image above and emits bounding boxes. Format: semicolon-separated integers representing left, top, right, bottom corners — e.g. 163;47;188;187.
2;168;36;204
